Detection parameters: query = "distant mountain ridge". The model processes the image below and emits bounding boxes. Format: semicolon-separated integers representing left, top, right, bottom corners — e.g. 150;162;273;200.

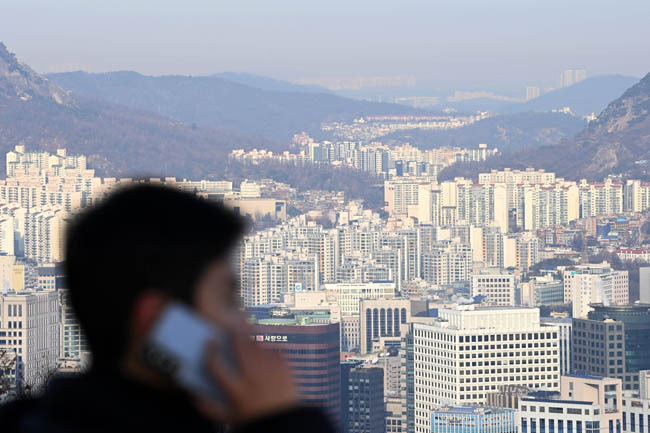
0;43;74;106
211;72;331;93
47;70;426;141
504;75;639;117
380;112;585;153
0;42;400;203
0;42;270;178
441;72;650;181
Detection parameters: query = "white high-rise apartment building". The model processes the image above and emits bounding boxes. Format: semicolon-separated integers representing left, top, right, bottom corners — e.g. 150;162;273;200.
578;179;624;218
422;241;473;286
574;69;587;83
624;180;650;212
413;306;560;433
471;268;516;306
640;267;650;304
560;69;575;88
563;263;629;318
0;217;14;256
386;168;630;234
456;181;509;233
23;206;68;264
559;68;586;88
478;168;556;186
0;290;60;391
240;180;261;198
240;254;318;307
5;146;87;178
384;176;437;218
526;86;541;101
523;183;580;230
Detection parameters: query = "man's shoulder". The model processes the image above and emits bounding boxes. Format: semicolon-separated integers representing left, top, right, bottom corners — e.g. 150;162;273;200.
0;397;45;433
234;406;336;433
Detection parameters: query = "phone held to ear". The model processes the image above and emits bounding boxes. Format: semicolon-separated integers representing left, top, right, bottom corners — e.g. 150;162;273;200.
142;302;236;401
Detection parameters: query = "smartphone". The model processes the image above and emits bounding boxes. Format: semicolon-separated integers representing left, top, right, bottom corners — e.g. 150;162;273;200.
142;302;235;401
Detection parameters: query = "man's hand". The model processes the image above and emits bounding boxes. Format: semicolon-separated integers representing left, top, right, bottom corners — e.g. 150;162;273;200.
195;312;300;425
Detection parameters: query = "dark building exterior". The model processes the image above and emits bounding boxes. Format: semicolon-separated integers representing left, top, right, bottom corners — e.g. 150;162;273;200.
251;321;341;424
348;367;385;433
341;360;364;433
572;303;650;390
405;330;415;433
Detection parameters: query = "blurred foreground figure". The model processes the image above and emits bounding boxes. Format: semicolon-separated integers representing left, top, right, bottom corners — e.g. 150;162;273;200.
0;184;334;433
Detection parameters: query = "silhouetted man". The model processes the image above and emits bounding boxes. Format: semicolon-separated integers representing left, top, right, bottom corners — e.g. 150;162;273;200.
0;184;335;433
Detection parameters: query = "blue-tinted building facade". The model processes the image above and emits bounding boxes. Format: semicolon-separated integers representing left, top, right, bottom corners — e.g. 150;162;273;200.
431;407;517;433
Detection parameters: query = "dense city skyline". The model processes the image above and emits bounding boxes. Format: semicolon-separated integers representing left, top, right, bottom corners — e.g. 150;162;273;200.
2;4;650;433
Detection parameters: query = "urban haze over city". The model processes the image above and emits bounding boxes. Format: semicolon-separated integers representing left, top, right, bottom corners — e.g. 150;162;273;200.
1;1;650;433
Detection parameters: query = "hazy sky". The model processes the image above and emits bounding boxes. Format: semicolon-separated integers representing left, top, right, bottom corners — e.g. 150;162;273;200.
2;0;649;84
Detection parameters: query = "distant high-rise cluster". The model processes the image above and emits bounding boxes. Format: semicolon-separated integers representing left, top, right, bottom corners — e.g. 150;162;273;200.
559;68;587;88
525;86;541;101
231;138;497;180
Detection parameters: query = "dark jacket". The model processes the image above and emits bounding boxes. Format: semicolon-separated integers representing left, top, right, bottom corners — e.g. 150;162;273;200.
0;373;335;433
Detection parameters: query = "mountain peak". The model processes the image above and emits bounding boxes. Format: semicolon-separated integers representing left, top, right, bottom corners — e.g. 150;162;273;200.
547;72;650;179
579;72;650;138
0;41;75;106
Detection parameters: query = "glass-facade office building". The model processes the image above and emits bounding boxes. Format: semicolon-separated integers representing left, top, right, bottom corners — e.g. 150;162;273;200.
251;321;341;424
573;304;650;390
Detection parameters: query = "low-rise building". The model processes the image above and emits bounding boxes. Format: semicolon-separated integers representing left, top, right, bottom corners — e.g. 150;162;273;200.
519;374;622;433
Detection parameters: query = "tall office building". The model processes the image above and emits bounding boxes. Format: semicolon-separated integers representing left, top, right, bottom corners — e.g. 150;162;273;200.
341;359;365;433
347;367;385;433
572;304;650;390
413;306;561;433
359;298;427;354
541;317;572;375
0;290;60;391
622;370;650;433
251;320;341;424
640;267;650;304
58;289;88;360
521;276;564;307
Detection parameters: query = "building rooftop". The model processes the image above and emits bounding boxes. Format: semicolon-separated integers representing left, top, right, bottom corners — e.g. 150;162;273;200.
522;398;593;406
589;303;650;312
564;373;610;381
433;406;516;415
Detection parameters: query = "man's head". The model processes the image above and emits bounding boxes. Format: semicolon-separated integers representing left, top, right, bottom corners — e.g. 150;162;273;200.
64;184;244;372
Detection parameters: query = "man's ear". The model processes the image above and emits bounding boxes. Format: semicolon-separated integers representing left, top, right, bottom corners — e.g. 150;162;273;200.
131;290;168;339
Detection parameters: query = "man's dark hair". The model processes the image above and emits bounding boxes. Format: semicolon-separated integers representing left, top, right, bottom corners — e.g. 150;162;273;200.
64;184;245;371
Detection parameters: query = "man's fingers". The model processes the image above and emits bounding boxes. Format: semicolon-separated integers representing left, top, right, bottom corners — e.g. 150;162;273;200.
194;397;229;422
204;341;242;399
